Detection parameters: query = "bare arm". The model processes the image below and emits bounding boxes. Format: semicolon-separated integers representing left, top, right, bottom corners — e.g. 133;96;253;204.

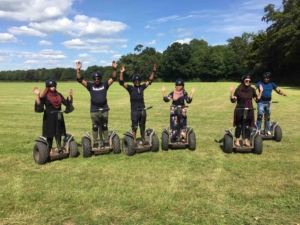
189;88;195;98
76;61;87;87
119;65;128;89
108;61;117;86
145;64;157;87
275;87;287;96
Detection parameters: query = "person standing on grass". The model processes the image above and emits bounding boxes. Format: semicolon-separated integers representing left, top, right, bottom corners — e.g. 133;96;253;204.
119;64;157;148
230;74;263;147
254;72;287;135
162;79;195;143
76;61;117;148
33;79;73;154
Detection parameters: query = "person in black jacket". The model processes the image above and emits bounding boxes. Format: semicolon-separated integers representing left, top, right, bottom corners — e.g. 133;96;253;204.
229;74;263;147
34;79;73;153
162;79;195;142
76;61;117;148
119;64;156;147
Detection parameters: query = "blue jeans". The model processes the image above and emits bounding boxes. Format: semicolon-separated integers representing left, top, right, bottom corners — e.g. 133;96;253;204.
256;101;272;131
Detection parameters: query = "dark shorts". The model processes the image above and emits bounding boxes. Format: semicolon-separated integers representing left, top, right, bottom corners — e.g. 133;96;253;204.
131;110;146;128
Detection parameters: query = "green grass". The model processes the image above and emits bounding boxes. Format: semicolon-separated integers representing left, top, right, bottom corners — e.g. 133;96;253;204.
0;82;300;225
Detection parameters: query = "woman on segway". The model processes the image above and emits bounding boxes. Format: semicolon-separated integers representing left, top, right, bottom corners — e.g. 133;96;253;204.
33;79;73;154
162;79;195;143
229;74;262;147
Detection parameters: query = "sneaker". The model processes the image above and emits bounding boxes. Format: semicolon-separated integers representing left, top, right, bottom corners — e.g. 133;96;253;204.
93;142;98;148
267;131;271;135
257;130;261;135
104;142;110;147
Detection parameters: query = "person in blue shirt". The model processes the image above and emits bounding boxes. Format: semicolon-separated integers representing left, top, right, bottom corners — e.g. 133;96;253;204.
119;64;157;147
76;61;117;148
254;72;287;134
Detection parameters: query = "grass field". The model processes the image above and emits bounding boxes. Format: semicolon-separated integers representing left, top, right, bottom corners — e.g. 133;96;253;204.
0;81;299;225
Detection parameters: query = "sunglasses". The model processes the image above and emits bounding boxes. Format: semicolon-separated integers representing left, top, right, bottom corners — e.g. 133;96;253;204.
93;77;100;80
244;79;251;83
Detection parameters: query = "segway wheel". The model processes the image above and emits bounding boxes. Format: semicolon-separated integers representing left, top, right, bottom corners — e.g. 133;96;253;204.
82;137;92;158
188;131;196;151
150;134;160;152
112;134;121;154
274;125;282;142
33;142;49;165
223;134;233;153
122;136;135;156
161;131;169;151
69;140;78;158
253;135;263;155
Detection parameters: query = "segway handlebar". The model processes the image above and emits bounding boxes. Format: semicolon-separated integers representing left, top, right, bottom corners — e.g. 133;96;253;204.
51;110;66;113
171;105;188;108
235;108;256;110
137;106;152;111
98;107;110;111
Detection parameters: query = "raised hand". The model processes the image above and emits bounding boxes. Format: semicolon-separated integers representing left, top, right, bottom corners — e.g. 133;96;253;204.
191;88;195;94
112;61;117;69
162;85;166;92
69;88;73;96
120;65;125;73
153;64;157;71
33;87;40;95
76;61;82;70
230;84;234;93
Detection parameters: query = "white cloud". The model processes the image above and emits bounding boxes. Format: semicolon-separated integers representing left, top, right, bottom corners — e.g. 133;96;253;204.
0;0;73;22
28;15;129;38
152;15;179;23
38;40;53;46
0;51;10;56
116;44;127;49
8;26;47;37
173;38;192;44
112;54;121;61
145;25;155;29
0;56;9;62
62;38;115;53
0;33;19;43
17;49;67;60
144;40;156;45
87;38;128;44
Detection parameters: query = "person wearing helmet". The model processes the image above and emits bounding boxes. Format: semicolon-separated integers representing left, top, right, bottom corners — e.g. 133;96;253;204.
229;74;263;147
254;72;287;135
33;79;73;154
162;79;195;143
76;61;117;148
119;64;157;147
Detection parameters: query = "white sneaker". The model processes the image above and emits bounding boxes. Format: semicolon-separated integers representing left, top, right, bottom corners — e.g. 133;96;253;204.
267;131;271;135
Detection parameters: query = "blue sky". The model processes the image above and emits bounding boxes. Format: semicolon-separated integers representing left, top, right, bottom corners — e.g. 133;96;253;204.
0;0;282;71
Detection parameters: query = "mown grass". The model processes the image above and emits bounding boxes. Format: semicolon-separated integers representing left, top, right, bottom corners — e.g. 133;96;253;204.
0;82;299;225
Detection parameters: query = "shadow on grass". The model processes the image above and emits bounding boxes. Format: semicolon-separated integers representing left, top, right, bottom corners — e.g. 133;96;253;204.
215;138;254;155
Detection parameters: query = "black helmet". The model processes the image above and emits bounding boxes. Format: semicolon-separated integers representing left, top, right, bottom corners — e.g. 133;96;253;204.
241;74;251;83
263;72;272;78
45;79;57;87
175;79;184;86
92;71;103;79
132;74;142;82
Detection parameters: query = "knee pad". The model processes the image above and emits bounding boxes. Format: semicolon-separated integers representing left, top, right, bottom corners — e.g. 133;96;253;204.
245;126;250;130
237;124;242;129
102;122;108;131
257;114;262;121
92;123;98;132
266;115;270;121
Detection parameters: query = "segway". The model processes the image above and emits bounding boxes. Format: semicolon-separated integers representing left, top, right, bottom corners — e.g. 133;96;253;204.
223;108;263;154
33;110;78;165
81;108;121;157
122;106;159;156
258;101;282;142
161;105;196;151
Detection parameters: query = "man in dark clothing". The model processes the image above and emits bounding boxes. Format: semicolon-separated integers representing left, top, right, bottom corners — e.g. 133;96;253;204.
76;61;117;148
119;64;157;147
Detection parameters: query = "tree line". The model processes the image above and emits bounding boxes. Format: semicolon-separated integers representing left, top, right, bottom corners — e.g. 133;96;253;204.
0;0;299;84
